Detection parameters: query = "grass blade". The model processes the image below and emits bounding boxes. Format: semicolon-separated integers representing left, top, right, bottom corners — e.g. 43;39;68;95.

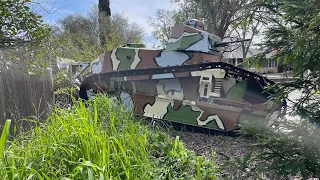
0;119;11;160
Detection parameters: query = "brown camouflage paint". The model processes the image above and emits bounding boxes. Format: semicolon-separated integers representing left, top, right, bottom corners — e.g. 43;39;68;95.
131;94;155;115
196;101;242;130
135;80;158;95
183;53;221;65
101;51;113;73
126;75;150;81
174;72;190;78
180;77;200;100
170;24;201;39
173;100;183;111
136;50;162;69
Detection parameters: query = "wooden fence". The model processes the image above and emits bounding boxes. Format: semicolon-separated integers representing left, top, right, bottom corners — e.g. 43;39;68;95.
0;66;54;133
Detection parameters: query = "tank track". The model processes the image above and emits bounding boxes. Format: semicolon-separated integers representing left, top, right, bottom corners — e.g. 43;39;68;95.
79;61;276;102
80;61;274;88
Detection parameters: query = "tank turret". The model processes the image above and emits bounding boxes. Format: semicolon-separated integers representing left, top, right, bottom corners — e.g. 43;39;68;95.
165;19;222;55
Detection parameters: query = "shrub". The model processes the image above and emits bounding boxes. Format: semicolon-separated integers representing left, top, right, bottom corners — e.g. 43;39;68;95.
222;117;320;179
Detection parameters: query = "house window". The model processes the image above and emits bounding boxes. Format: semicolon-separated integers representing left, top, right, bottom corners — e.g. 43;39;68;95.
204;84;208;97
211;76;215;92
268;60;277;68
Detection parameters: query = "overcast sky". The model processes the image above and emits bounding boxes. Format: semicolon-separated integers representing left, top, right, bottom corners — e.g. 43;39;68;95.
39;0;177;47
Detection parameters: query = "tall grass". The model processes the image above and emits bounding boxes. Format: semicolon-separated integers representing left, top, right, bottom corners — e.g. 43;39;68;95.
0;95;219;179
0;119;11;160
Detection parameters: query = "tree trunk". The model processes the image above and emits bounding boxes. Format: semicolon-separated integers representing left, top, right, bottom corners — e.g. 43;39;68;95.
98;0;111;46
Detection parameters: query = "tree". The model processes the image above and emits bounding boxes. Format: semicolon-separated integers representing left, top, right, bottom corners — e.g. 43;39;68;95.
225;8;266;59
0;0;50;49
110;13;144;44
149;0;264;55
148;9;176;47
245;0;320;120
98;0;111;46
171;0;247;39
51;5;144;62
55;13;98;42
221;1;320;179
98;0;111;16
0;0;54;75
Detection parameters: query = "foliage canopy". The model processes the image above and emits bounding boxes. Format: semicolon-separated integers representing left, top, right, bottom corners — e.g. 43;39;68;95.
223;1;320;179
0;0;50;49
245;0;320;122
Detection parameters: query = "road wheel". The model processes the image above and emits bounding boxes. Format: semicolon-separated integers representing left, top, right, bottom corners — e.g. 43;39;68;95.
85;83;107;99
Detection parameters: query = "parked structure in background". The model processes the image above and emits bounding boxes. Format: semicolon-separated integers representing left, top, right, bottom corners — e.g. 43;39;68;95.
57;58;90;80
223;47;280;74
56;57;91;89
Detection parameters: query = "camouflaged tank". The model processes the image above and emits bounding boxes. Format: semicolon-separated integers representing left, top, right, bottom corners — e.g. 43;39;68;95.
79;19;282;132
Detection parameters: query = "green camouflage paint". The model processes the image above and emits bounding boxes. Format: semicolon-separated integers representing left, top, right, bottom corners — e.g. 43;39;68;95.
225;81;247;102
115;48;136;70
166;34;204;50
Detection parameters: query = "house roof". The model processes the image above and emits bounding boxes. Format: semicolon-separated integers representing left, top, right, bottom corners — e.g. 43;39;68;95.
223;46;276;59
56;57;89;69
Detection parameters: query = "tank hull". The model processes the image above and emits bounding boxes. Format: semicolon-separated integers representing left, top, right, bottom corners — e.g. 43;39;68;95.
78;20;281;132
80;61;280;132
